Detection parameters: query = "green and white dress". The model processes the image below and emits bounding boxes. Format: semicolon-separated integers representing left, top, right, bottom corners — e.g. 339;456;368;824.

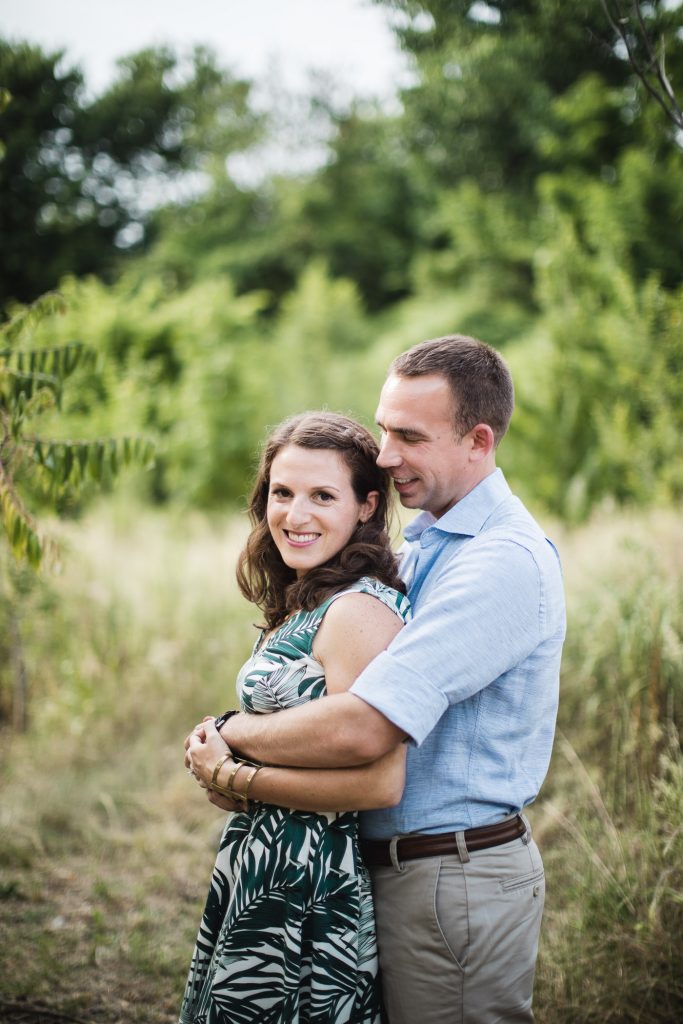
179;576;410;1024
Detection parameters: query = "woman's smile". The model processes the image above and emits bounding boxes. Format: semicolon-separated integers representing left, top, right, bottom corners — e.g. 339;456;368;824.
266;446;377;576
283;530;321;546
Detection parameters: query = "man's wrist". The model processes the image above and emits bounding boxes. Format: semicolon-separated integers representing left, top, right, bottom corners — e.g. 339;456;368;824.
218;710;248;759
214;709;238;736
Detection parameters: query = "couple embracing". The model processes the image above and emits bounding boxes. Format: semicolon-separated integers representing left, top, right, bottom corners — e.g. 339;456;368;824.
182;333;566;1024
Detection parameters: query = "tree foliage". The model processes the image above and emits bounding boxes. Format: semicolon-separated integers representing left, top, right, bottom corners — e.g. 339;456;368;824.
600;0;683;132
0;41;261;308
1;1;683;523
0;293;154;565
380;0;638;186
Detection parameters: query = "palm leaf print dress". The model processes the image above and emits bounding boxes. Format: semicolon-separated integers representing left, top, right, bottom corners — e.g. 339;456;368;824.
179;577;410;1024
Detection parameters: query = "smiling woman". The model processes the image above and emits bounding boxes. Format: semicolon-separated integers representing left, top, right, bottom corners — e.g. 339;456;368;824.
236;411;404;629
181;411;410;1024
266;446;378;577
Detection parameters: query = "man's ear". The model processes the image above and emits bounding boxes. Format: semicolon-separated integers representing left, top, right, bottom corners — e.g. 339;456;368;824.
468;423;496;462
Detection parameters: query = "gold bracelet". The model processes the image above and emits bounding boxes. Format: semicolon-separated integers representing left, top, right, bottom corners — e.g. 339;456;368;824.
224;758;244;792
210;764;261;803
210;781;240;799
235;765;261;802
208;758;245;799
236;756;262;769
211;752;232;789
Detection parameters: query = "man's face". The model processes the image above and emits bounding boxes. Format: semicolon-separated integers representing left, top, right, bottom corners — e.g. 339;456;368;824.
375;373;474;518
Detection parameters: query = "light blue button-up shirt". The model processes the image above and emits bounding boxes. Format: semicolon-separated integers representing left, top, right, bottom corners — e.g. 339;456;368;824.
352;469;566;838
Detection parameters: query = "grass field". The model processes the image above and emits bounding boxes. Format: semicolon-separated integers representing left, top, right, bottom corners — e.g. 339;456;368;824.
1;504;681;1023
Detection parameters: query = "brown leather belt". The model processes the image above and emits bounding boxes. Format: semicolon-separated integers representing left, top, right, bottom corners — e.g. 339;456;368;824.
360;815;526;867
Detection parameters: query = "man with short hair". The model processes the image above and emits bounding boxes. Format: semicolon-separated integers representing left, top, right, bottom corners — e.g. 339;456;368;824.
198;334;566;1023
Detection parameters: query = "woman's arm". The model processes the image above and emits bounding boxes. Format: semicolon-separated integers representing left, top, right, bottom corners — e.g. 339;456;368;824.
250;746;406;810
188;721;406;812
311;590;404;695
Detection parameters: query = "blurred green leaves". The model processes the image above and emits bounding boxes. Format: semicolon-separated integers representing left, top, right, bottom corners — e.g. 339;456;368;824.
0;40;262;308
0;294;154;566
1;0;682;526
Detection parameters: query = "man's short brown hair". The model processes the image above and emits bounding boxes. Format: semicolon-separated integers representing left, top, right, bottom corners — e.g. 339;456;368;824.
390;334;514;445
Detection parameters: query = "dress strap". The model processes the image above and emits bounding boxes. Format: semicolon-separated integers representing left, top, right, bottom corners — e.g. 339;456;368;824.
316;577;410;624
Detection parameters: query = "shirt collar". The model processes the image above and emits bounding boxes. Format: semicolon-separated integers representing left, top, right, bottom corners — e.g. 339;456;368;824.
403;468;511;541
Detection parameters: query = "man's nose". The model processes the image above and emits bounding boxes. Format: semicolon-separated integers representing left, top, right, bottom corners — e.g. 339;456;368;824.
377;435;401;468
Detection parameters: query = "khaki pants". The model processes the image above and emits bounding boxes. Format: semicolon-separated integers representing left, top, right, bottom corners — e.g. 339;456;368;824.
369;820;545;1024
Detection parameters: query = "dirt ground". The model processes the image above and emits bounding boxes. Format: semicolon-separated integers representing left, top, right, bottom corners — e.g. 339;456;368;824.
0;816;219;1024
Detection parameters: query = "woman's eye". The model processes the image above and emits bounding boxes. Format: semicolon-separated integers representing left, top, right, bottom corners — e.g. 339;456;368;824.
271;487;290;498
315;491;334;502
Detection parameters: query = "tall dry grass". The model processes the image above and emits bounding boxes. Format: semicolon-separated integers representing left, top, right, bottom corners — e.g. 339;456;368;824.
533;509;683;1022
0;503;681;1021
0;503;256;1020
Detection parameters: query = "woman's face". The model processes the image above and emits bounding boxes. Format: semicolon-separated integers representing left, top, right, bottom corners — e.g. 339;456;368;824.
266;445;378;577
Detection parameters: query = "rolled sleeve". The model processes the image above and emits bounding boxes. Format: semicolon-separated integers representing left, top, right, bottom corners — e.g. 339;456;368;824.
351;650;448;745
350;535;544;745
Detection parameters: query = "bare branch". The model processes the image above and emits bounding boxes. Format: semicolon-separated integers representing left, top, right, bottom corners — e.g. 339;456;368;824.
601;0;683;133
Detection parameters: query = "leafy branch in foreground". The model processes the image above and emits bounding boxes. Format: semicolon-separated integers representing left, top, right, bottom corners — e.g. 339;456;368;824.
0;293;154;567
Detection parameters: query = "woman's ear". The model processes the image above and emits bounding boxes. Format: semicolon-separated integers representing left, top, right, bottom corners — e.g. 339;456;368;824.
359;490;379;523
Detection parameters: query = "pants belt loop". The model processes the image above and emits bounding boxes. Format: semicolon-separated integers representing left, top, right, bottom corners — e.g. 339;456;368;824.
455;830;470;863
521;812;531;845
389;835;405;873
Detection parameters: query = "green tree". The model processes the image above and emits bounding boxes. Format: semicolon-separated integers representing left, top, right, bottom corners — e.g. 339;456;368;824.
505;179;683;520
601;0;683;134
0;292;154;566
0;40;261;309
298;105;428;311
142;172;309;315
145;99;429;314
379;0;682;189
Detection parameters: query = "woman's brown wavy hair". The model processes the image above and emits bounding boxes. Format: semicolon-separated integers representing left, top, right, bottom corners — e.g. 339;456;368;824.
236;412;405;629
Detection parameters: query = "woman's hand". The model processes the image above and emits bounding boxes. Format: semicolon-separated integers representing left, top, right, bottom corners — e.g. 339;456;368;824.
206;788;243;812
186;719;247;812
187;718;230;787
184;715;214;770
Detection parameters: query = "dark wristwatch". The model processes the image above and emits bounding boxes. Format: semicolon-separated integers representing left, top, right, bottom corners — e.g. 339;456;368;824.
214;709;238;732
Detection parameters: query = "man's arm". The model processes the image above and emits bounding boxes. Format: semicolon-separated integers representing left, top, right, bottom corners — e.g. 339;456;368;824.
350;535;547;743
189;718;407;809
221;691;405;768
219;535;546;765
221;590;408;768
